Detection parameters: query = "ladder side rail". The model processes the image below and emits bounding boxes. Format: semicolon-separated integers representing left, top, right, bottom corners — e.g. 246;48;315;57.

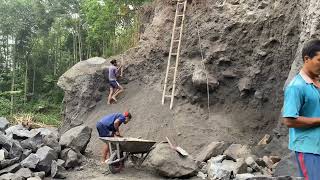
169;0;188;109
162;2;180;104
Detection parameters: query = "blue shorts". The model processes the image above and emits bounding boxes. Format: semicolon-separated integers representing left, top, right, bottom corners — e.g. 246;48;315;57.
96;122;112;137
109;80;119;89
296;151;320;179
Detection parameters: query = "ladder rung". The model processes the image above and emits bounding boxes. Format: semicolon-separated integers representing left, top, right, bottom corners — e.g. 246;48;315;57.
177;2;185;5
171;53;178;56
164;95;172;98
170;66;175;69
173;40;180;42
177;15;184;17
175;27;182;29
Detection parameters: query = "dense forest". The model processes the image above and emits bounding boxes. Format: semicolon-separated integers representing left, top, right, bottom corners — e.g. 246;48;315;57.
0;0;150;125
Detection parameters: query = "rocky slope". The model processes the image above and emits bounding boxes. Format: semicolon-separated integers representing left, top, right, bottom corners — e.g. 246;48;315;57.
58;0;320;157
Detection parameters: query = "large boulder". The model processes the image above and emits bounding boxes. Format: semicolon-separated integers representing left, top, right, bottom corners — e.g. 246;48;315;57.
59;125;92;153
57;57;109;132
145;143;198;178
196;141;230;162
0;117;10;132
35;146;58;174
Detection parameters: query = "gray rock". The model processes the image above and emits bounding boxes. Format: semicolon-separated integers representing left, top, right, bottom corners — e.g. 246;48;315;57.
43;134;61;154
57;159;65;167
30;128;59;140
192;67;219;91
59;125;92;153
196;141;230;162
0;132;12;151
32;171;45;179
6;125;32;140
0;163;21;175
145;143;198;178
57;57;108;133
35;146;58;174
0;157;19;169
8;140;23;159
15;168;33;178
223;144;253;160
21;133;44;152
245;157;261;172
238;77;251;92
235;173;255;180
60;148;82;168
27;177;42;180
0;117;9;131
0;149;5;160
51;160;66;178
21;153;40;169
273;152;300;177
221;70;237;78
207;158;232;180
22;149;32;160
0;173;23;180
197;171;207;179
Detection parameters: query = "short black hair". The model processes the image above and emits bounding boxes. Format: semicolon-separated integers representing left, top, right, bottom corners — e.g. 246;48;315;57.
110;59;117;65
302;39;320;61
127;112;132;120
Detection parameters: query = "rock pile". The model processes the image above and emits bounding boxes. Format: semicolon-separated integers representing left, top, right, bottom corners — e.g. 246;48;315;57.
142;136;302;179
0;117;92;180
194;141;302;180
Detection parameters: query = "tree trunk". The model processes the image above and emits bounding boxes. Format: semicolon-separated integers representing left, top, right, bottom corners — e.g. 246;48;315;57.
78;21;82;61
10;38;15;115
24;57;28;104
32;60;35;96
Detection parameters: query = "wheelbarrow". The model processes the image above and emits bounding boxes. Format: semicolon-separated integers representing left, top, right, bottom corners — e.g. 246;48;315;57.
99;137;156;174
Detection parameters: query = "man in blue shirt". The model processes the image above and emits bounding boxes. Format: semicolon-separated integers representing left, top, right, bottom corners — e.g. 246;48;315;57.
283;39;320;179
96;111;132;163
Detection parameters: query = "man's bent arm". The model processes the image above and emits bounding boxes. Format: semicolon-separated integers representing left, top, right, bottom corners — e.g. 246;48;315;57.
283;117;320;128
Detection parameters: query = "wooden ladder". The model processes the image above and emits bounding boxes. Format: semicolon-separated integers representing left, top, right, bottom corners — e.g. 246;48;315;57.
162;0;188;109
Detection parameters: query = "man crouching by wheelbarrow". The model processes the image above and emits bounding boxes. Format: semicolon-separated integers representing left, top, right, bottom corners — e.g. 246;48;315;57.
96;111;132;163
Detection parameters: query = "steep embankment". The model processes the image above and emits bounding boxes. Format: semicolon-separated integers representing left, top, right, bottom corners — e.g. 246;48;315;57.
58;0;320;158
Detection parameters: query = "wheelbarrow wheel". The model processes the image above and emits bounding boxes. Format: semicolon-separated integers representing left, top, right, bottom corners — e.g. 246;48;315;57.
108;152;125;174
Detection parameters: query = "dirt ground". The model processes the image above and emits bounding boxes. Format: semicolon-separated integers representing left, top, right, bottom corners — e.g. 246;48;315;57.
63;156;202;180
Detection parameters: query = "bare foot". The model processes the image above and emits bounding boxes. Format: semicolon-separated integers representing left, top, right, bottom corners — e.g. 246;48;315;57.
112;96;117;102
107;101;111;105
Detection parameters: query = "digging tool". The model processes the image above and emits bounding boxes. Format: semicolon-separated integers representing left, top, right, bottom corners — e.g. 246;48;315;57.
166;137;189;157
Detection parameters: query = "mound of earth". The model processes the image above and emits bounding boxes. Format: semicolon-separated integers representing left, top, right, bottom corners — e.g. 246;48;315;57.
58;0;320;159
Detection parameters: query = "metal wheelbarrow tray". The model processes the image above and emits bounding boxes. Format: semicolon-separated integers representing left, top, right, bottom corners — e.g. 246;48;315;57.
99;137;156;173
99;137;156;154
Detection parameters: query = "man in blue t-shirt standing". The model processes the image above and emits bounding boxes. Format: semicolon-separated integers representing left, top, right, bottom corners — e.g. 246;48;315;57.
283;39;320;179
96;111;132;163
107;59;124;104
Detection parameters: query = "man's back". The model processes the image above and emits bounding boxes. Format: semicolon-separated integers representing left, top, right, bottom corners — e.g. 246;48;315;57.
109;65;117;81
99;113;124;130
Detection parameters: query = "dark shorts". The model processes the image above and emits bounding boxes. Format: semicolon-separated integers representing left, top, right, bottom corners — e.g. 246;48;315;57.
109;80;120;89
96;122;112;137
296;151;320;179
